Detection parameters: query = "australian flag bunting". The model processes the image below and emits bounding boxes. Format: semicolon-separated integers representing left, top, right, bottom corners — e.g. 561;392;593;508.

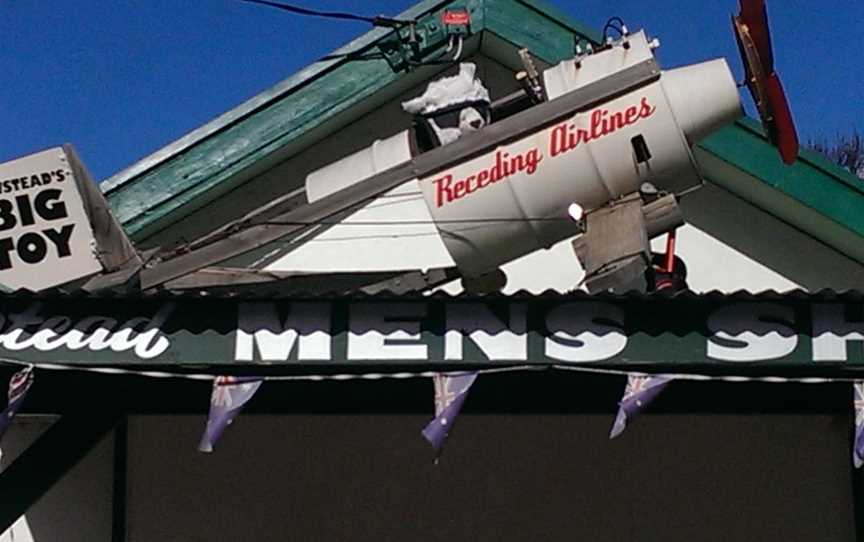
609;374;671;439
854;382;864;468
422;372;477;454
198;376;263;453
0;366;34;441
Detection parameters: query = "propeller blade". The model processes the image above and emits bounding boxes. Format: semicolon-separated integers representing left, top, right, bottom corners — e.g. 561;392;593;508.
739;0;774;73
764;73;799;165
734;0;798;165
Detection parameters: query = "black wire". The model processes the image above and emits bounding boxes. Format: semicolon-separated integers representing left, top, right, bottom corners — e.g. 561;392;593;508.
239;0;411;28
602;16;626;41
319;50;387;62
240;0;374;23
238;0;455;69
239;0;418;65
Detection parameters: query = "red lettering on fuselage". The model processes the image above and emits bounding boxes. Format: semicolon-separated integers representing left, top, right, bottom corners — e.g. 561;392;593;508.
431;97;657;207
550;97;657;158
433;148;542;207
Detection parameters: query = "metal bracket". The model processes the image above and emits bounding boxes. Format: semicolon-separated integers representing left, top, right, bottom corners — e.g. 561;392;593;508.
376;8;473;72
516;49;546;104
572;193;651;294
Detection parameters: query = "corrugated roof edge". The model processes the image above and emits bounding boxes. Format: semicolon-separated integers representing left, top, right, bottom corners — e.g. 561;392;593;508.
0;288;861;301
100;0;454;193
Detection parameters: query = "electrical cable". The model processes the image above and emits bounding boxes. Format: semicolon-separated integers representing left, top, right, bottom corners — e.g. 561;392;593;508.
452;35;464;62
318;50;387;62
602;16;627;41
239;0;466;69
239;0;413;28
444;35;455;54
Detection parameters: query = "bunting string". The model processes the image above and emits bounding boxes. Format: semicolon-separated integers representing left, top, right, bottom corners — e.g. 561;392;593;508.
0;359;541;382
0;357;859;463
0;357;857;384
552;365;855;384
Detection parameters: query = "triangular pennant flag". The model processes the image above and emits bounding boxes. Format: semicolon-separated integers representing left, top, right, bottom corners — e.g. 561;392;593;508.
198;376;263;453
0;366;34;441
609;374;671;439
853;382;864;468
422;372;477;454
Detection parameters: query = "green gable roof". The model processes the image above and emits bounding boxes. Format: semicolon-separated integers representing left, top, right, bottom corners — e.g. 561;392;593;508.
102;0;600;239
102;0;864;266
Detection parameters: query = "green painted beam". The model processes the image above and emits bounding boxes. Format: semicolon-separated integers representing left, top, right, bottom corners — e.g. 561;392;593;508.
696;119;864;265
699;119;864;235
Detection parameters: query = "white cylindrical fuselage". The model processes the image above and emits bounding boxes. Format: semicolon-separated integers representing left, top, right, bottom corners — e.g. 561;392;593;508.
298;31;742;278
419;83;695;276
418;33;740;277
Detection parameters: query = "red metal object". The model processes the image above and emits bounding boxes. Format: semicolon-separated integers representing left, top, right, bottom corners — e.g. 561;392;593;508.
738;0;773;72
734;0;799;165
442;10;471;26
651;230;683;292
664;230;677;273
765;73;799;165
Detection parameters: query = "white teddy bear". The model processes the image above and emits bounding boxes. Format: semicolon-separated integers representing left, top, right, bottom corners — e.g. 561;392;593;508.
402;63;491;145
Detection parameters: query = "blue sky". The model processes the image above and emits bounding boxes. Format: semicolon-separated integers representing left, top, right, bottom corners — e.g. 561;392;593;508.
0;0;860;181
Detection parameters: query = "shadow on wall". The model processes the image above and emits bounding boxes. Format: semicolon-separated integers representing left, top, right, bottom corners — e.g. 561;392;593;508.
0;417;113;542
123;411;856;542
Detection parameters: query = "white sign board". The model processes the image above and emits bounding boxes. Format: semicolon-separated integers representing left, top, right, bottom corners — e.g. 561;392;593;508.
0;147;102;290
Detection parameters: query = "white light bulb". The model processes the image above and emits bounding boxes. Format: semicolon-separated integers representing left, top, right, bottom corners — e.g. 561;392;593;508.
568;203;584;222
